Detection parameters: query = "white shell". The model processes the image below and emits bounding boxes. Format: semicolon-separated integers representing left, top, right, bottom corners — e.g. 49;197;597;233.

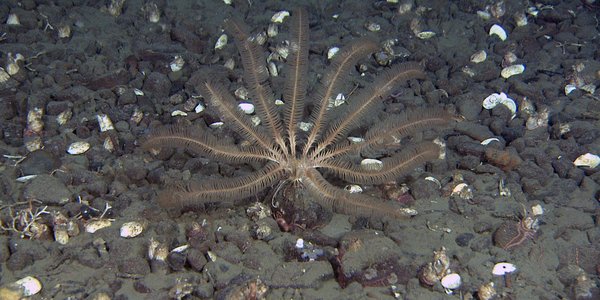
424;176;442;188
347;137;365;143
209;121;224;129
56;110;72;125
171;110;188;117
171;244;189;253
481;137;500;145
54;227;69;245
329;93;346;107
573;153;600;168
6;13;20;25
441;273;462;290
482;92;517;118
295;238;304;249
417;31;436;39
214;34;228;50
267;23;279;37
492;262;517;275
120;221;144;238
251;116;261;126
13;276;42;296
470;50;487;63
195;103;205;113
85;219;113;233
97;114;114;132
344;184;363;193
501;64;525;79
170;55;184;72
238;102;255;114
0;67;9;82
274;99;284;105
298;122;313;132
361;158;383;171
327;47;340;60
67;141;91;155
531;204;544;216
271;11;290;23
134;88;144;96
477;10;491;20
16;175;38;182
580;84;596;94
514;12;528;27
489;24;507;41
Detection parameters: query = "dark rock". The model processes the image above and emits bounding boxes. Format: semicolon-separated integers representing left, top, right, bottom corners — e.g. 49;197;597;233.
142;72;172;99
203;259;243;289
455;122;494;141
409;178;440;199
77;248;104;269
455;232;474;247
167;251;187;271
19;150;61;175
187;248;207;272
6;251;33;271
23;174;72;205
457;155;481;170
118;256;150;275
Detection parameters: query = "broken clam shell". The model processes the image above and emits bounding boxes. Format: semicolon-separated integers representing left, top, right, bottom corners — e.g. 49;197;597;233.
271;11;290;23
97;114;114;132
489;24;507;41
482;92;517;118
85;219;113;233
120;221;145;238
492;262;516;275
67;141;91;155
470;50;487;63
0;276;42;297
360;158;383;171
441;273;461;293
573;153;599;168
214;34;228;50
501;64;525;79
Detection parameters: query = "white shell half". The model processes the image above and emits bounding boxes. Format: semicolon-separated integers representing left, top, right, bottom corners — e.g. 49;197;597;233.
14;276;42;296
492;262;517;275
238;102;255;114
489;24;507;41
195;103;205;113
6;13;20;25
361;158;383;171
481;137;500;145
573;153;600;168
214;34;228;50
344;184;363;193
470;50;487;63
271;11;290;23
171;110;188;117
501;64;525;79
531;204;544;216
327;47;340;60
85;219;113;233
97;114;114;132
67;141;91;155
209;122;224;129
120;221;145;238
482;92;517;118
417;31;436;39
441;273;462;290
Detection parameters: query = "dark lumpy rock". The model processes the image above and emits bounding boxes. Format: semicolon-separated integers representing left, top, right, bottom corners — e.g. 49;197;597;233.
23;174;72;205
118;257;151;275
142;72;172;99
455;233;475;247
19;150;61;175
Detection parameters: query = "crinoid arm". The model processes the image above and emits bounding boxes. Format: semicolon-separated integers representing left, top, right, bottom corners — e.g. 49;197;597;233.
303;169;415;219
156;162;286;209
141;125;273;163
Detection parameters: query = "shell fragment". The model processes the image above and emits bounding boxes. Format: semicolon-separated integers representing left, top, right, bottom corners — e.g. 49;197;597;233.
120;221;145;238
470;50;487;63
67;141;91;155
489;24;507;41
501;64;525;79
360;158;383;171
214;34;228;50
482;92;517;119
573;153;599;168
238;102;255;114
441;273;461;294
271;11;290;23
492;262;517;275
